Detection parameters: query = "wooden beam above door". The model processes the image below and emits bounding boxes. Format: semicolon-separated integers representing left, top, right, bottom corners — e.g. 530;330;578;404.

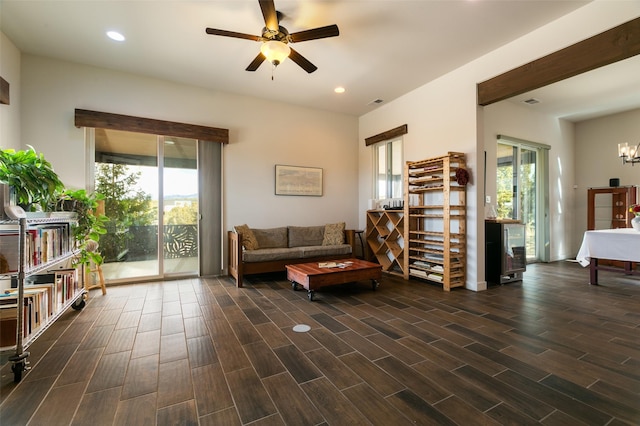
75;109;229;144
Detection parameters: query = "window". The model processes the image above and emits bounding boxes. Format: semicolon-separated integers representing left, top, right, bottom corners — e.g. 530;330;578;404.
374;138;403;200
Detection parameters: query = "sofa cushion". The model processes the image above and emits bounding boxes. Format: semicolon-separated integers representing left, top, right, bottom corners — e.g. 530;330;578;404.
302;244;352;258
234;224;259;250
252;227;288;248
243;247;305;262
322;222;345;245
288;225;325;247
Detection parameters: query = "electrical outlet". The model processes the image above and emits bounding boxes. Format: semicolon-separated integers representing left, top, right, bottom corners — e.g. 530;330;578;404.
485;195;491;203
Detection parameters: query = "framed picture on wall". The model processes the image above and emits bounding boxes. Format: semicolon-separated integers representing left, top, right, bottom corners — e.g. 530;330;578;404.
275;165;323;196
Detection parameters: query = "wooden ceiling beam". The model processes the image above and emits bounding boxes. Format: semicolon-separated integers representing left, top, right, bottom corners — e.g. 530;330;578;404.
365;124;408;146
75;109;229;144
477;17;640;106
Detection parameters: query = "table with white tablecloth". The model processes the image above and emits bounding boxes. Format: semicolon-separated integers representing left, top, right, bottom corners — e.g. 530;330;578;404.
576;228;640;284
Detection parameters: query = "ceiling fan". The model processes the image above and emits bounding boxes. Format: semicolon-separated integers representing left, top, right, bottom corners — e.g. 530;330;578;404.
205;0;339;74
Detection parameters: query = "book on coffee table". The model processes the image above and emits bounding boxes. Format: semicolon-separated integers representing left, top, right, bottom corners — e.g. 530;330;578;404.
318;261;353;268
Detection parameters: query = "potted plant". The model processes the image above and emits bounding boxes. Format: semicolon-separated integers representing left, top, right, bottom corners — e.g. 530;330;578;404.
0;146;64;211
55;189;108;267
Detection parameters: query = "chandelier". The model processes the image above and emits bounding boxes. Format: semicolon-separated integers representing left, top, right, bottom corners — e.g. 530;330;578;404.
618;143;640;165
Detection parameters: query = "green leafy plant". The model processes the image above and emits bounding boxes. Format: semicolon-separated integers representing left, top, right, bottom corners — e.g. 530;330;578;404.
55;189;108;266
0;146;65;211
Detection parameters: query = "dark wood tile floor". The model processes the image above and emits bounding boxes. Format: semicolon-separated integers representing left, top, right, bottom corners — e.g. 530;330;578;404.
1;261;639;425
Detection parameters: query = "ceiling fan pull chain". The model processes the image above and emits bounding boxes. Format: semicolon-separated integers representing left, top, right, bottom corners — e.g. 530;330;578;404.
271;63;275;81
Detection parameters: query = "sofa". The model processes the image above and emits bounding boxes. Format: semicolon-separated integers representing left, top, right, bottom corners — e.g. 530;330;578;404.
228;223;356;287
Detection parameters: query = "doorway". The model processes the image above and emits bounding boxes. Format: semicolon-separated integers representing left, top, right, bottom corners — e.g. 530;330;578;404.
496;136;550;262
94;129;199;282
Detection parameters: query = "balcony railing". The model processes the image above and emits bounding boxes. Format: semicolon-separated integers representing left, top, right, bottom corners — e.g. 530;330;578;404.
102;224;198;263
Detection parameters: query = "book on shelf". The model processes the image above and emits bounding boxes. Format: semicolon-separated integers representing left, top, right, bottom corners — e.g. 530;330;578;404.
23;284;55;320
412;260;431;268
4;287;50;335
53;268;79;308
10;270;77;297
427;273;443;282
22;222;73;268
410;268;428;278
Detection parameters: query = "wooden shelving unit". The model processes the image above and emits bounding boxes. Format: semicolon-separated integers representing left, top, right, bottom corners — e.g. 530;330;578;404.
365;209;405;276
403;152;467;291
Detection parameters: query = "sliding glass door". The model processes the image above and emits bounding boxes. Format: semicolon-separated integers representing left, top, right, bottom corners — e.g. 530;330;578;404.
162;137;198;276
94;129;199;282
496;142;542;262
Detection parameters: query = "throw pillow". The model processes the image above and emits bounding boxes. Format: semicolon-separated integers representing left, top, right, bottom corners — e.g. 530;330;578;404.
288;226;325;247
235;224;259;250
322;222;345;246
253;227;288;248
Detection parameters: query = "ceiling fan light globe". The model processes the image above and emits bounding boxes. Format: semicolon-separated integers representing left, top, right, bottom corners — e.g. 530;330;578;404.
261;40;290;66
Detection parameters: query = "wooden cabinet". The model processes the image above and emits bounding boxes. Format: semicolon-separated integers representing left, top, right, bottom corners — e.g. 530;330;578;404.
365;209;405;276
587;186;637;230
403;152;467;291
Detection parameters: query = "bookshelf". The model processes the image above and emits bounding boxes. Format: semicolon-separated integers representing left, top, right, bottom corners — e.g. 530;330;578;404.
0;216;84;382
365;209;405;276
403;152;467;291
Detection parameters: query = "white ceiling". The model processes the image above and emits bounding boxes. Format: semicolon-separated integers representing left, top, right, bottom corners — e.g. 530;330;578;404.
506;54;640;122
2;0;637;120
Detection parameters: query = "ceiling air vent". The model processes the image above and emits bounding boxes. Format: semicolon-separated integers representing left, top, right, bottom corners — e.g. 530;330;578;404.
523;98;540;105
368;98;384;105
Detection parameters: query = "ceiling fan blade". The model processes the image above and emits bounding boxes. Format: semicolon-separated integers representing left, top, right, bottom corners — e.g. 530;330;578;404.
259;0;279;32
205;28;260;41
289;47;317;73
246;52;266;72
289;24;339;43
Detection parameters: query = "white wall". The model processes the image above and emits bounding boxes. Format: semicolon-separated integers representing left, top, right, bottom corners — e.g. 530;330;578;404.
574;108;640;249
483;101;576;262
358;0;640;291
359;66;482;289
0;32;21;149
17;55;359;270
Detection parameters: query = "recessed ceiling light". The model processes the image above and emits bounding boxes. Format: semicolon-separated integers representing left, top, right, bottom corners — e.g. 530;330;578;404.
106;31;125;42
334;87;345;94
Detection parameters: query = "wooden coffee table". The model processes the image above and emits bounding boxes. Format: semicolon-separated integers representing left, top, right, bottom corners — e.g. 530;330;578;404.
286;258;382;301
